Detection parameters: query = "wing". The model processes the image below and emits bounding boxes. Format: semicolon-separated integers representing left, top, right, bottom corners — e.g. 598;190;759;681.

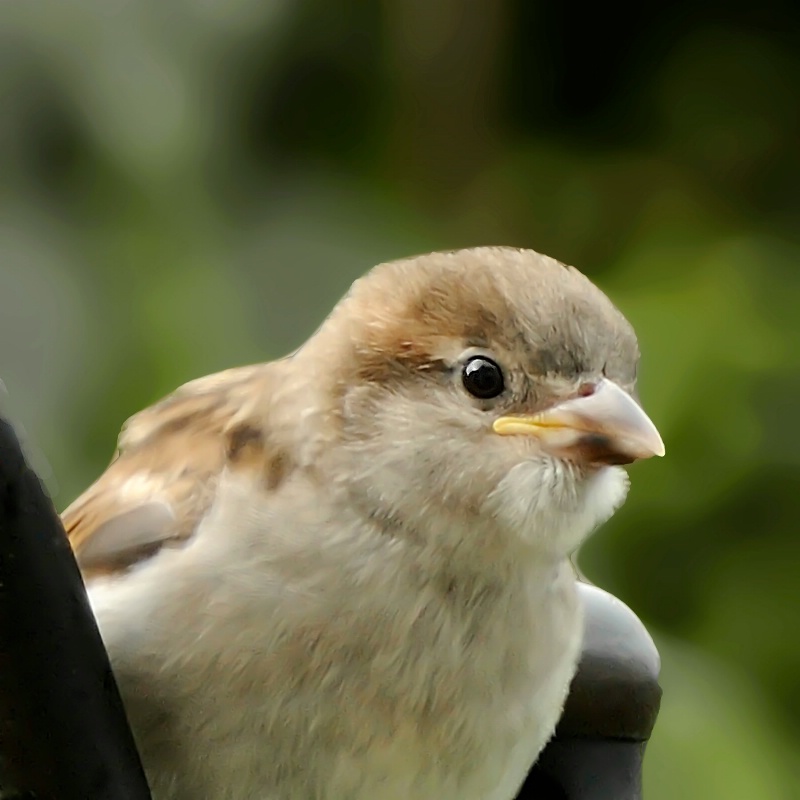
62;363;273;580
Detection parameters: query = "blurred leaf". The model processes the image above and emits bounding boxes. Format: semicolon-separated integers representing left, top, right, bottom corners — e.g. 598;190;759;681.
645;636;796;800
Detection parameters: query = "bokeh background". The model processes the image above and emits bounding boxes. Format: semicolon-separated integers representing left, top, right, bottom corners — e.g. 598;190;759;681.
2;1;799;797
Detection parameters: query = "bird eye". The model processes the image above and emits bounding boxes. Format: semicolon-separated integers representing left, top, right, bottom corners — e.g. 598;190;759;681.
462;356;505;399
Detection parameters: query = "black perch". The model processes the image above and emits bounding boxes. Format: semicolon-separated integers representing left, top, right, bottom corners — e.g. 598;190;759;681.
515;582;662;799
0;414;661;799
0;418;152;800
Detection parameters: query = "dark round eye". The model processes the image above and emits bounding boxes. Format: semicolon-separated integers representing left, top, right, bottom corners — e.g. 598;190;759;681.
462;356;505;399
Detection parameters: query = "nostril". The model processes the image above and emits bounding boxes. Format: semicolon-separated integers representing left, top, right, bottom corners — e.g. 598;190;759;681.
577;382;597;397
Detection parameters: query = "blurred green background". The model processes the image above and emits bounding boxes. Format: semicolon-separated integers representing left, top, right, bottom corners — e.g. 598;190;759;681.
1;1;799;797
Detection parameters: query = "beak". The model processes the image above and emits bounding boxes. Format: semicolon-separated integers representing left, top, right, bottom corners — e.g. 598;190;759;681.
492;379;665;465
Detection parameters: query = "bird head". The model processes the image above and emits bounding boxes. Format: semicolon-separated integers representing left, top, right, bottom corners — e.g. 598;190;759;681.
299;247;663;563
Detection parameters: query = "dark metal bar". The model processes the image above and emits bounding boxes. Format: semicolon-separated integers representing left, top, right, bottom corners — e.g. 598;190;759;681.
0;418;152;800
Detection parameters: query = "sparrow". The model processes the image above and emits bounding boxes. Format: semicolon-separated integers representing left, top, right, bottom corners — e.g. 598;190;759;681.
62;246;664;800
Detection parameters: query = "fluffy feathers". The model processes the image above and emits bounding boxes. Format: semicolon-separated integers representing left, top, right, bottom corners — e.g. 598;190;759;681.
62;247;661;800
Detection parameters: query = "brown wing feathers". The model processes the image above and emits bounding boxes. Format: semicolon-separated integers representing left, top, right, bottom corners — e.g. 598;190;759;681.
62;365;270;579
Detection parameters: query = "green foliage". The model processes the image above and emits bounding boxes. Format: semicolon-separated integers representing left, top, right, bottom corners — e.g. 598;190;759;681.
1;1;798;795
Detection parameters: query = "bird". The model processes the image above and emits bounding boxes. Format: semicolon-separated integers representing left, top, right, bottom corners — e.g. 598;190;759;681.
62;246;664;800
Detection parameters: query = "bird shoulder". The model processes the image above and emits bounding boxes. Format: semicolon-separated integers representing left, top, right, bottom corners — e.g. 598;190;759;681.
62;363;282;580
